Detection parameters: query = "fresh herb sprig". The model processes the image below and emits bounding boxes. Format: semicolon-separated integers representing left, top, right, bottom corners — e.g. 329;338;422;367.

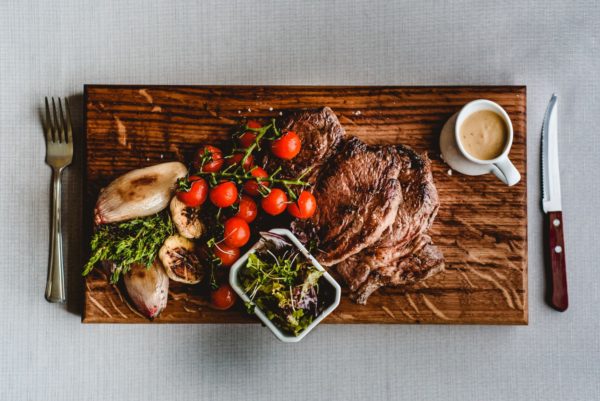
82;212;174;283
205;236;225;290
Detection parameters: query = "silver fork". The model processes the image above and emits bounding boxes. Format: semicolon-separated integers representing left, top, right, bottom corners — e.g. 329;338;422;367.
44;97;73;303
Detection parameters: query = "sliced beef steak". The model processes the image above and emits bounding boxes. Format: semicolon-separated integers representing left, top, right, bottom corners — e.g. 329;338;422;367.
351;236;445;304
292;137;403;266
262;106;346;184
362;146;439;267
334;147;443;303
266;107;444;304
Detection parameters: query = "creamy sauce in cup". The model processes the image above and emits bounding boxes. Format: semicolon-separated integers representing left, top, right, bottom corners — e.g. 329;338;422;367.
459;110;508;160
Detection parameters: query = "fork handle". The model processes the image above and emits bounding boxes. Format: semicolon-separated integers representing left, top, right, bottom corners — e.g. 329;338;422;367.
46;168;66;303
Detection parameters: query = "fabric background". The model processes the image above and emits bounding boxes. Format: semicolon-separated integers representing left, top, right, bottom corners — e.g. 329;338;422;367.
0;1;598;400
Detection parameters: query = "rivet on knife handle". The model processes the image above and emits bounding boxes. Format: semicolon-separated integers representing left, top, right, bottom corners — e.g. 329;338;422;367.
547;211;568;311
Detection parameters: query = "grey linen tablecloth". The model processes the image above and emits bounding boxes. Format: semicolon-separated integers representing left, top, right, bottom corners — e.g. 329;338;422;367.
0;1;598;400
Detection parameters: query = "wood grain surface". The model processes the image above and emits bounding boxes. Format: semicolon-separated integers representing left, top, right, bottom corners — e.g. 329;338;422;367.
83;85;527;324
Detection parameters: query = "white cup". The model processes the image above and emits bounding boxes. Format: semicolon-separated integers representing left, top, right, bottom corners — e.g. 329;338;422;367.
455;99;521;186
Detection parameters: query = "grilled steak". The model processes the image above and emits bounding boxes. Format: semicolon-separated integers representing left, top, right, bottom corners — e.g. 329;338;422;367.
262;107;346;184
350;236;445;304
292;137;403;266
267;107;444;303
334;146;443;303
374;145;439;253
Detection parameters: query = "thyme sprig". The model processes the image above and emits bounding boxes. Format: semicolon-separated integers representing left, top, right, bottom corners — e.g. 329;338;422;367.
82;212;174;284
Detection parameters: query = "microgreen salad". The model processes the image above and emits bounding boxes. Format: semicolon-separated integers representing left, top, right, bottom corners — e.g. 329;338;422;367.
237;232;337;336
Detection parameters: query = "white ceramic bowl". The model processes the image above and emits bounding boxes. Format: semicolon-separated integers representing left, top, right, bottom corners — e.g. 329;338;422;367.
229;228;341;343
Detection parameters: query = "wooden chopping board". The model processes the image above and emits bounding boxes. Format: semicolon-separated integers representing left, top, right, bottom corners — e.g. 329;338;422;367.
83;85;527;324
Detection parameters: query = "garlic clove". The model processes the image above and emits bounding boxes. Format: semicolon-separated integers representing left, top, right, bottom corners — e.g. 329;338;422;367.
158;235;204;284
169;196;205;239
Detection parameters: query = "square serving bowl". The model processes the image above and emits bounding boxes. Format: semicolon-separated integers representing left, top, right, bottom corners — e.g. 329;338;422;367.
229;228;341;343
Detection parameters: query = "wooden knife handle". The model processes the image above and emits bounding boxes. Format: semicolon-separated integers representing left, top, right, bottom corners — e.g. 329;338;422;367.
547;211;568;311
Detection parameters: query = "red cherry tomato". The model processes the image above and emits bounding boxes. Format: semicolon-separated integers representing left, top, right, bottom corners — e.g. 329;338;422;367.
176;176;208;207
261;188;288;216
287;190;317;219
247;120;262;129
213;244;240;267
211;284;237;310
238;132;257;149
223;217;251;248
243;167;270;196
227;153;254;171
194;145;224;173
239;121;262;148
236;195;258;223
209;181;238;208
271;131;301;160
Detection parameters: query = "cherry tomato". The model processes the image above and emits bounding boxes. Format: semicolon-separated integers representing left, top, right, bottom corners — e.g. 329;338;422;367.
238;132;257;149
213;244;240;267
211;284;237;310
209;181;238;208
287;190;317;219
239;121;262;148
243;167;270;196
194;145;224;173
261;188;288;216
176;176;208;207
227;153;254;171
235;195;258;223
223;217;251;248
246;120;262;129
271;131;301;160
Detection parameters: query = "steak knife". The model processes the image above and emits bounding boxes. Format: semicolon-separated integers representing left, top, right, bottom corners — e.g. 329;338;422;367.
542;94;568;311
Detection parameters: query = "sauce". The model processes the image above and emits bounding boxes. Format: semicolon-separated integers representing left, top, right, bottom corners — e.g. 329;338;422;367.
459;110;508;160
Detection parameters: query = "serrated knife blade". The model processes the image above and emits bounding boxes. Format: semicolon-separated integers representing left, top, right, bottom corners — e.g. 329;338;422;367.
541;93;568;311
542;94;562;212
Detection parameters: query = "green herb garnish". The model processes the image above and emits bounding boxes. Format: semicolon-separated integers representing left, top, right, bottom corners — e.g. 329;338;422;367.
82;212;174;283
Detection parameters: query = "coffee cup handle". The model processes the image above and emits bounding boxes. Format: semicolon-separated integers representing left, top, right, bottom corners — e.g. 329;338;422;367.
491;158;521;186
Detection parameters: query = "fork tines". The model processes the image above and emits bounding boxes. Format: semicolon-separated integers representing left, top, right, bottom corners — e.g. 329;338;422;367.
44;97;72;144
